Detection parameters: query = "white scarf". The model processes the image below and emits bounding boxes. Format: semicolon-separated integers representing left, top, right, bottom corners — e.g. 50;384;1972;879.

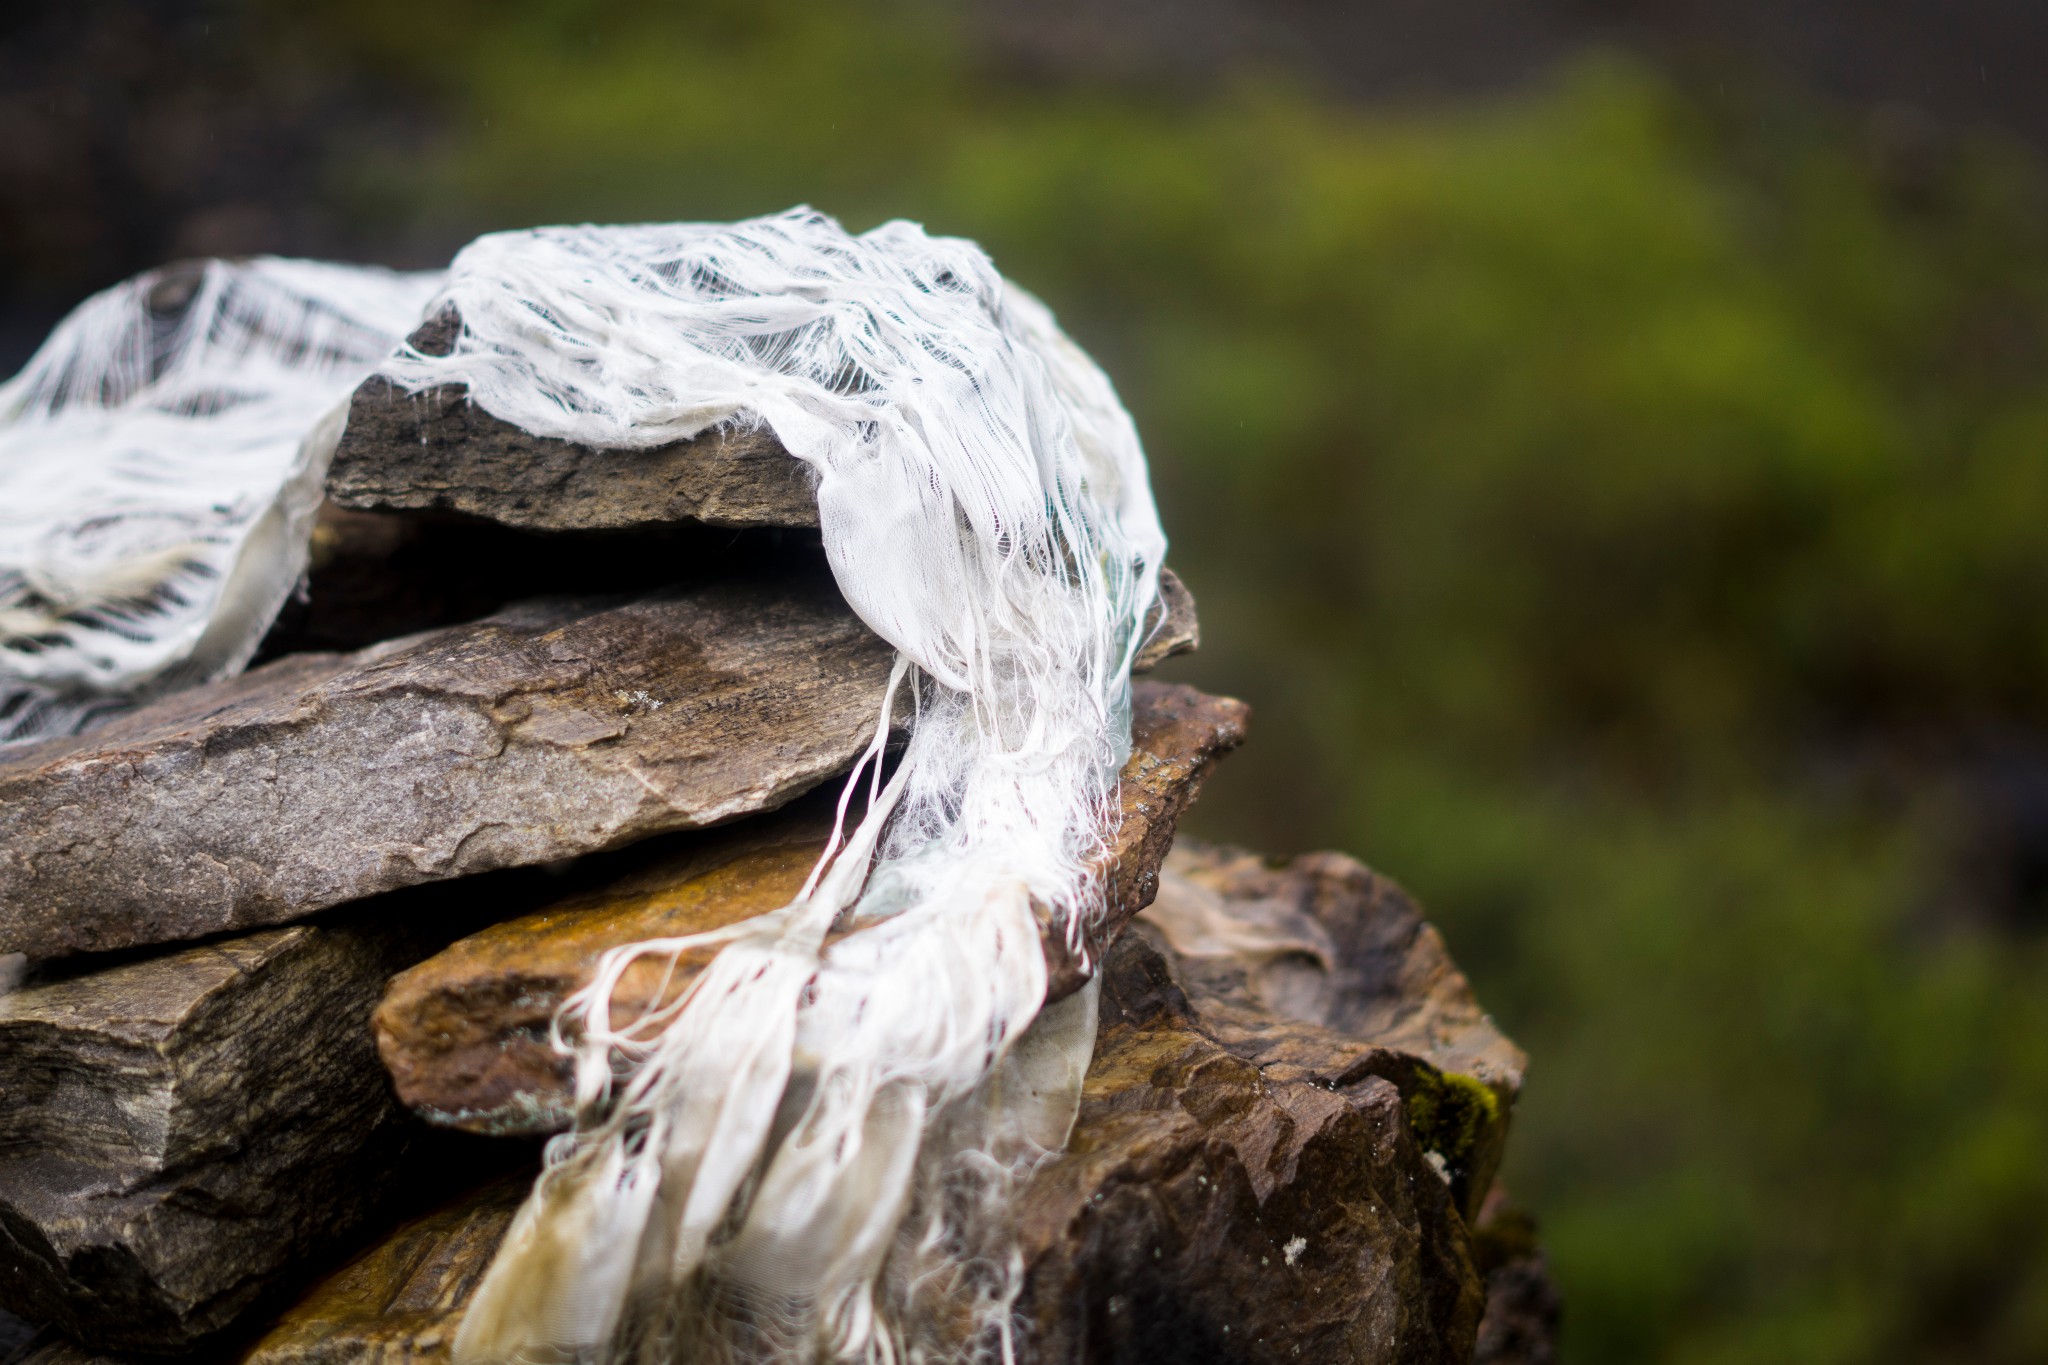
0;209;1165;1363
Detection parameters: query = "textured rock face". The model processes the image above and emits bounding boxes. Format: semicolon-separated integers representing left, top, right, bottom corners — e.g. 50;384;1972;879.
328;383;818;533
373;681;1250;1136
238;1174;531;1365
1138;841;1527;1216
375;803;828;1136
0;571;897;961
326;307;819;534
269;501;1196;678
1013;931;1487;1364
0;908;465;1351
242;833;1519;1364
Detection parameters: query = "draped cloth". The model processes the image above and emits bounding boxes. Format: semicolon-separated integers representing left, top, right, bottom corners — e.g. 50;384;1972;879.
0;258;439;743
0;210;1166;1363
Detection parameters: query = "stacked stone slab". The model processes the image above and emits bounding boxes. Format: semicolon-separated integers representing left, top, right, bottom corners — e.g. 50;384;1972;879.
0;325;1554;1363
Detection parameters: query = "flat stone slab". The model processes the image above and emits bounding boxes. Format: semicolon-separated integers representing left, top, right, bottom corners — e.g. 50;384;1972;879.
326;306;819;533
0;572;898;961
373;680;1250;1135
0;906;472;1351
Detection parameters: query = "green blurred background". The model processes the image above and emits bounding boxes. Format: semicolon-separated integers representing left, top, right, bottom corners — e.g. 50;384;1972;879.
7;3;2048;1360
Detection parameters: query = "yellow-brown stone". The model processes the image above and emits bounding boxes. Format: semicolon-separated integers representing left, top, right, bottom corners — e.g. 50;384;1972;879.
239;1173;531;1365
373;681;1250;1136
257;831;1524;1364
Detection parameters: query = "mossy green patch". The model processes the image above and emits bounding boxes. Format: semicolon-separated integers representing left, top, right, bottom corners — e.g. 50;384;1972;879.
1404;1065;1504;1176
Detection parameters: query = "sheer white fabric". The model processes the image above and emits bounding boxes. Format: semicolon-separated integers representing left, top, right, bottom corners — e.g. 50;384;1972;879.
0;209;1164;1362
412;211;1164;1364
0;258;440;743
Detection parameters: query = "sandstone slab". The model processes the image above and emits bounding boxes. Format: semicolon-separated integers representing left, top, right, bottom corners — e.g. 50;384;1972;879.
0;901;494;1351
326;307;818;534
0;571;896;961
373;680;1249;1135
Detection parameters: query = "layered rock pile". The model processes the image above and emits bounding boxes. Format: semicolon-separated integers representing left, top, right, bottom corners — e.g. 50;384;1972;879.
0;336;1555;1362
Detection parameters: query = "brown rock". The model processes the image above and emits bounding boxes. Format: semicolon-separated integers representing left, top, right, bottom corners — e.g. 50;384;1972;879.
0;901;493;1351
237;1173;531;1365
374;801;832;1136
1138;841;1528;1217
372;681;1249;1136
1470;1186;1563;1365
1011;929;1488;1364
1037;677;1245;1001
326;307;818;533
254;839;1516;1364
0;571;897;961
1131;567;1199;674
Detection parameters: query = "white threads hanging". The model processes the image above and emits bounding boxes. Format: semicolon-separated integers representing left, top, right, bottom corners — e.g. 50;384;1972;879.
0;257;441;744
0;209;1166;1362
397;210;1165;1363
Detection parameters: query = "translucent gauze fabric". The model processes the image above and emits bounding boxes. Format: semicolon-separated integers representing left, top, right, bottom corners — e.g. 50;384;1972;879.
0;257;441;743
0;209;1167;1363
403;211;1165;1364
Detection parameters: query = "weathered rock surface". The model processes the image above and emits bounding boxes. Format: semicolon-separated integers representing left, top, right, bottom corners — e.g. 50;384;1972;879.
1011;930;1487;1363
1131;567;1199;674
246;838;1521;1364
326;307;819;533
0;571;897;961
1137;841;1527;1217
373;680;1250;1136
0;903;490;1351
237;1173;531;1365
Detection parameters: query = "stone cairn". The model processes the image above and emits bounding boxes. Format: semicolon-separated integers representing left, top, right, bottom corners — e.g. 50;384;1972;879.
0;312;1557;1364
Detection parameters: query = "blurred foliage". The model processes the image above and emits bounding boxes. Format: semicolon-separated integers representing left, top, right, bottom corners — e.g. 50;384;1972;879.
279;2;2048;1359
